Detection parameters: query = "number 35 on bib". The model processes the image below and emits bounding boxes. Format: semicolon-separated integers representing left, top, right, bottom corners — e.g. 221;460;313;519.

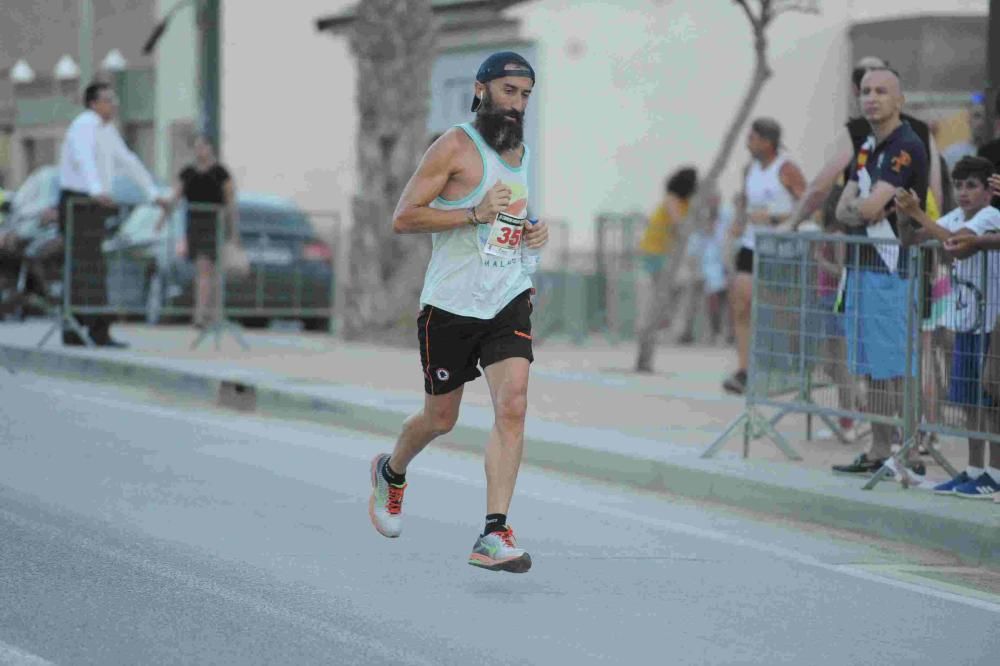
483;212;526;258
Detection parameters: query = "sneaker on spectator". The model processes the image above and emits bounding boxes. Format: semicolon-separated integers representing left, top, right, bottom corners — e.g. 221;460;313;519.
722;370;747;395
932;471;972;495
954;473;1000;500
831;453;885;474
893;459;927;486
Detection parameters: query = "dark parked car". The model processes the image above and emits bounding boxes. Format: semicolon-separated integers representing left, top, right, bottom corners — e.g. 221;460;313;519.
113;193;334;330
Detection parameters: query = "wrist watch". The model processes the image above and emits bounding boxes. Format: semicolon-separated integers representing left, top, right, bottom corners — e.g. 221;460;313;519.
466;206;480;227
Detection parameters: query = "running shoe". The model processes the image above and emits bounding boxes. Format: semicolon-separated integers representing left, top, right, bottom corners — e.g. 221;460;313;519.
369;453;406;537
468;525;532;573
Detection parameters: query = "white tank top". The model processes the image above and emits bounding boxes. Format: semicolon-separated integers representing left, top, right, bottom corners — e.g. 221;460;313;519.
741;153;795;250
419;123;533;319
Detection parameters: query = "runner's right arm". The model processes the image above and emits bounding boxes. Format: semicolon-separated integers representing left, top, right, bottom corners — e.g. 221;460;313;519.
393;131;510;234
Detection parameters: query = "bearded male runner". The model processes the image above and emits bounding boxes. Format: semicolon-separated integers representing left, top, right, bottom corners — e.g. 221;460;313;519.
368;52;548;574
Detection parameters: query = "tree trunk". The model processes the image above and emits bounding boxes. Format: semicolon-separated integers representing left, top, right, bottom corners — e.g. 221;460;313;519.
343;0;437;340
635;6;774;372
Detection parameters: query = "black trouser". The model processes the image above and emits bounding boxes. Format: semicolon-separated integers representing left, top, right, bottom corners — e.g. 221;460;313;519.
58;189;115;338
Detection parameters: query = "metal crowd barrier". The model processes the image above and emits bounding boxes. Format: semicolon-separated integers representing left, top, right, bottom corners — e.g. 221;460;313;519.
703;230;1000;490
38;199;339;350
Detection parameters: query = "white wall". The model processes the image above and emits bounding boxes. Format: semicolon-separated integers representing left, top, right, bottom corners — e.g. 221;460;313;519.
221;0;356;228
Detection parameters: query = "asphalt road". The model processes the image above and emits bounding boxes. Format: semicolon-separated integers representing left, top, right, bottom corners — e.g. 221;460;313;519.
1;373;998;665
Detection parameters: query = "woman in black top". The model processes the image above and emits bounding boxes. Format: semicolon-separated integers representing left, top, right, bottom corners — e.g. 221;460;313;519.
160;136;237;327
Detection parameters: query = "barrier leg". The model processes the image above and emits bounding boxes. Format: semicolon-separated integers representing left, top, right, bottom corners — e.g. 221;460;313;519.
702;412;749;459
863;430;925;490
862;461;896;490
755;409;803;461
702;407;802;461
920;435;959;479
190;318;248;351
190;209;250;352
38;307;93;349
768;405;794;428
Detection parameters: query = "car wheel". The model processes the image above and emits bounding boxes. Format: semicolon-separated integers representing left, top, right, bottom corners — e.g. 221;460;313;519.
240;317;269;329
145;271;163;325
302;318;330;332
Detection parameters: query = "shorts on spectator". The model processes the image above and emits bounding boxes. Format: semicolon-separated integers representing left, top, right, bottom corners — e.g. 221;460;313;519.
640;254;667;277
844;269;917;380
948;331;995;407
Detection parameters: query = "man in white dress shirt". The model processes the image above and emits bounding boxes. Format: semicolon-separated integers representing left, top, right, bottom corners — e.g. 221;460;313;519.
57;81;167;347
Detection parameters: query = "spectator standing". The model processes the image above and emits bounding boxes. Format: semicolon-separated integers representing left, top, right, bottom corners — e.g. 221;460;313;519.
635;167;697;339
161;136;237;328
57;81;167;347
896;156;1000;499
831;68;928;477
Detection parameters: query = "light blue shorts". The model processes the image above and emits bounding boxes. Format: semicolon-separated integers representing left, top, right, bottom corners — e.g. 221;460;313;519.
843;270;918;380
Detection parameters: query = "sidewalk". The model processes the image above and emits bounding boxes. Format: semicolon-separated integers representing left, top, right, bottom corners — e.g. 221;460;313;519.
1;319;997;566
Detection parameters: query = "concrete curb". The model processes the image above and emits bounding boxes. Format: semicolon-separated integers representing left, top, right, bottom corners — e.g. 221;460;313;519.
5;342;999;567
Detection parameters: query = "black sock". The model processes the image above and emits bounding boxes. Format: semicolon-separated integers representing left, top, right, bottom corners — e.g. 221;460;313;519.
483;514;507;536
381;458;406;486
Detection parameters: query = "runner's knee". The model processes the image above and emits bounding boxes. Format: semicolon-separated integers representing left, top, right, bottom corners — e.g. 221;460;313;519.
424;403;459;435
495;391;527;424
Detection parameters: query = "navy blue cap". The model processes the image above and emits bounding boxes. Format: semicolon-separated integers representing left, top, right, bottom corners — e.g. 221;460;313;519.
470;51;535;112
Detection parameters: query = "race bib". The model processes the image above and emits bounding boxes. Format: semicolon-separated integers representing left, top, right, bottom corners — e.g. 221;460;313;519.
483;211;525;257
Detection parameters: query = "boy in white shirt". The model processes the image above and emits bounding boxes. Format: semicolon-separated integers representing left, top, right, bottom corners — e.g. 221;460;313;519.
896;156;1000;498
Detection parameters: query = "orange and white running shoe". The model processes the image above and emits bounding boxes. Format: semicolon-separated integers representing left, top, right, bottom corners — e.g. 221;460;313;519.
468;525;532;573
369;453;406;538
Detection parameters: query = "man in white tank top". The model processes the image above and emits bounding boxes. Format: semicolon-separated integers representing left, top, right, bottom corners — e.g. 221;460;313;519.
366;52;548;574
724;118;806;394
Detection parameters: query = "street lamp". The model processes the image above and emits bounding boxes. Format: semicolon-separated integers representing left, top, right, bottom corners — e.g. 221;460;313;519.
54;54;81;81
101;48;128;73
9;59;35;84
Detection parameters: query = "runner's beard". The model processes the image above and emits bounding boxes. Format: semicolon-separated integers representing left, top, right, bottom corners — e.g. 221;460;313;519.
474;92;524;153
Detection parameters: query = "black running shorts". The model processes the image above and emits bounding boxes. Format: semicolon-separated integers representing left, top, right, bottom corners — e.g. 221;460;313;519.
417;289;534;395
